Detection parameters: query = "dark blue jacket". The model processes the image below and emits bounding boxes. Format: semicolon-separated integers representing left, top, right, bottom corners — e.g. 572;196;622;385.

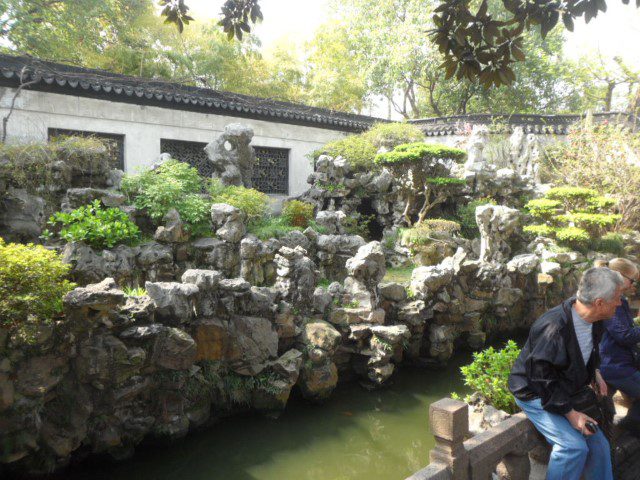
599;297;640;380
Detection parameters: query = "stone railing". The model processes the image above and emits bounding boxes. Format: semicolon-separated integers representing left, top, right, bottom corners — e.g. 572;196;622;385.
406;398;544;480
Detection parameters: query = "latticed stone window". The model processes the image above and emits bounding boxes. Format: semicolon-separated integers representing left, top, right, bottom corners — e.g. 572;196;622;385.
160;139;289;195
48;128;125;170
253;146;289;195
160;139;211;176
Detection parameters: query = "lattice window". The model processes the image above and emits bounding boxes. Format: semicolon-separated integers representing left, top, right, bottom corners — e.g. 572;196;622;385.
48;128;125;170
160;139;289;195
160;139;210;176
253;146;289;195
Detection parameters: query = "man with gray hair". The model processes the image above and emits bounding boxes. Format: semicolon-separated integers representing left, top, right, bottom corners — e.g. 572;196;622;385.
508;267;624;480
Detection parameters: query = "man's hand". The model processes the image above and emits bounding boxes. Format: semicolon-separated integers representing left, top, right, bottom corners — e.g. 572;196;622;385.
595;369;609;397
565;409;598;436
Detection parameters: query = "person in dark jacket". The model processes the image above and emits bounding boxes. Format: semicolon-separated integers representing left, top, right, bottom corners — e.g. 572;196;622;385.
508;267;624;480
597;258;640;433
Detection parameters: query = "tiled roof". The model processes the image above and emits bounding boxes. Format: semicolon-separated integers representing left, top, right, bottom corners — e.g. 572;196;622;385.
0;54;382;133
410;113;636;136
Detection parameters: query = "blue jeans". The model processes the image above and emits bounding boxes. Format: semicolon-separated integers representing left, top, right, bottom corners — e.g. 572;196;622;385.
605;370;640;424
515;397;613;480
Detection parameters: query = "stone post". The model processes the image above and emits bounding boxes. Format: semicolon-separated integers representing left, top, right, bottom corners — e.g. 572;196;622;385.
429;398;470;480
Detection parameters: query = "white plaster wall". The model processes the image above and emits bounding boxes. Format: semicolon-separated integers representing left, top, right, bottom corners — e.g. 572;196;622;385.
0;87;349;197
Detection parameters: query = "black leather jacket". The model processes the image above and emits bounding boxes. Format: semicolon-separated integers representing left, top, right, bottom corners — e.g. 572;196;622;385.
508;297;603;415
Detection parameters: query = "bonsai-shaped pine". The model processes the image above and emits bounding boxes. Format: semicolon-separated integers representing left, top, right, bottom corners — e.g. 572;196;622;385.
374;142;467;226
523;186;620;250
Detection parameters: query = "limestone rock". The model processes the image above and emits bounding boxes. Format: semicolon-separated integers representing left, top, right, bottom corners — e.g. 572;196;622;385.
152;327;197;371
227;316;279;376
62;187;125;211
16;355;68;397
0;187;45;241
210;203;246;243
476;205;520;263
410;263;454;298
301;320;341;355
192;318;228;361
379;282;407;302
145;281;198;324
298;362;338;402
274;246;317;310
62;242;108;284
540;261;561;275
205;123;256;187
154;208;190;243
506;254;539;275
345;241;386;288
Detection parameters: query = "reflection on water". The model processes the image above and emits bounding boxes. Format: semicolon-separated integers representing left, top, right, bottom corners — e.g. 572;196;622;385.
59;356;471;480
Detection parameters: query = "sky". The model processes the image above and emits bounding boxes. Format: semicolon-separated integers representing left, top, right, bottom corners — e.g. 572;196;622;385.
188;0;640;68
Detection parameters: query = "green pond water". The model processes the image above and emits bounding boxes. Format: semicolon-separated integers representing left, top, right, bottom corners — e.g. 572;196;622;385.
61;357;470;480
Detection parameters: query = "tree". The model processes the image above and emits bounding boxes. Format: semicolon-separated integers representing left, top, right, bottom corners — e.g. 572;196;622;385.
160;0;638;91
432;0;639;88
321;0;591;118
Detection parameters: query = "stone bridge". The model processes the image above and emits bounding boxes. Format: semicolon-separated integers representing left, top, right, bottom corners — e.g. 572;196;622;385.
406;397;640;480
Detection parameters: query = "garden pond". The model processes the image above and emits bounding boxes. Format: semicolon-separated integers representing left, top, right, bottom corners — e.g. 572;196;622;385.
52;357;471;480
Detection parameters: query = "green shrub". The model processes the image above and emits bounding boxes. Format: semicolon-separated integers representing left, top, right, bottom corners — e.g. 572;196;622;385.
400;219;460;247
555;226;590;249
544;186;599;211
248;216;301;240
0;238;76;329
422;218;461;234
342;213;375;239
457;198;496;239
523;224;555;237
48;200;140;249
561;212;621;236
313;135;378;170
522;183;618;249
208;179;270;221
121;160;210;233
458;340;521;414
525;198;562;220
374;142;466;166
595;232;625;255
282;200;315;228
363;122;424;149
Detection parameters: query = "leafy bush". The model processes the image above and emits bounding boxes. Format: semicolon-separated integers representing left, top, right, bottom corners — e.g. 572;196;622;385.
456;197;496;238
282;200;315;228
121;160;210;233
248;216;302;240
0;238;76;329
313;135;378;170
458;340;521;414
208;179;270;221
48;200;140;249
342;213;375;239
364;122;424;149
542;121;640;230
595;232;625;255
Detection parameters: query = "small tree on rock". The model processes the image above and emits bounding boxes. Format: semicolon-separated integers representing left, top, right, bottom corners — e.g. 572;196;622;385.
375;142;466;225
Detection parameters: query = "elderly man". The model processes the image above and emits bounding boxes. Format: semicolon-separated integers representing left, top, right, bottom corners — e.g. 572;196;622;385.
508;267;624;480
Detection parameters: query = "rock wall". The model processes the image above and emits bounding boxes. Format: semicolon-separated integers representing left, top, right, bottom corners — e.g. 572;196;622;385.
0;218;597;476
